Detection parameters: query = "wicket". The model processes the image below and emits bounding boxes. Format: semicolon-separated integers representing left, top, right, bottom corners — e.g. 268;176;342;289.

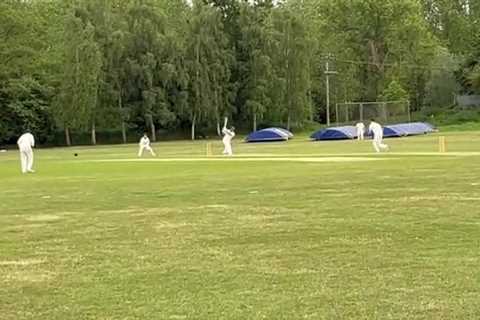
438;136;446;153
206;142;213;157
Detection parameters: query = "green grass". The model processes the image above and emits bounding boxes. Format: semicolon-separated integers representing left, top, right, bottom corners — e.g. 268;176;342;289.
1;131;480;319
438;121;480;132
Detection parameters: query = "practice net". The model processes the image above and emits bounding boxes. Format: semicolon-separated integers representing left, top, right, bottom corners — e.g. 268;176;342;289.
334;101;411;125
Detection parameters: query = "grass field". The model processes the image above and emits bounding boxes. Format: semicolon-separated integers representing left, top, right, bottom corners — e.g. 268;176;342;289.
1;131;480;319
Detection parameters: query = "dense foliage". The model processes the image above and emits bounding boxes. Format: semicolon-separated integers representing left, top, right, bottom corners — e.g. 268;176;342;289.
0;0;478;145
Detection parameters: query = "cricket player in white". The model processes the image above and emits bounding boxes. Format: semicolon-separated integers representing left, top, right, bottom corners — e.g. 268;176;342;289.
17;131;35;173
369;119;389;153
138;133;156;157
222;118;235;156
356;122;365;140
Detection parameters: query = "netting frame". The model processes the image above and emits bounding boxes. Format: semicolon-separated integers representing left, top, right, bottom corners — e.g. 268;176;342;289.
334;100;411;125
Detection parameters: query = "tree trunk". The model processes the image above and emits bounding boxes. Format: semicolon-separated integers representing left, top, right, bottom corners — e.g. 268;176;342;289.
285;20;292;132
308;87;313;122
309;103;313;122
213;73;220;137
308;63;313;122
253;113;257;132
118;89;127;144
192;36;199;142
65;127;71;146
91;122;96;145
147;115;156;142
191;114;196;141
382;102;388;123
121;121;127;144
150;121;156;142
216;120;221;137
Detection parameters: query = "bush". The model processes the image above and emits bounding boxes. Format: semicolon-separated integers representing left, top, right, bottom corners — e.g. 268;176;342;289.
419;104;480;126
380;80;409;101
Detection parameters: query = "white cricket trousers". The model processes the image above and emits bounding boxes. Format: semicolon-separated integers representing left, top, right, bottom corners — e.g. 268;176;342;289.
223;140;232;156
20;148;34;173
372;136;388;153
357;130;364;140
138;145;156;157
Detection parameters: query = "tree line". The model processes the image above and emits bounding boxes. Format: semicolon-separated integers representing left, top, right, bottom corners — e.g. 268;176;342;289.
1;0;479;145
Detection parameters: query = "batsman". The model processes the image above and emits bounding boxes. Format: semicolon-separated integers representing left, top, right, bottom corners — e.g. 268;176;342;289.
222;117;235;156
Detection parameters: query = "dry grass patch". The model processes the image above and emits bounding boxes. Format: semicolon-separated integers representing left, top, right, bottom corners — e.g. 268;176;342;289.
1;258;55;283
59;211;85;216
237;213;291;221
155;221;195;229
0;258;46;266
2;270;55;283
26;214;61;222
3;223;48;231
405;194;480;202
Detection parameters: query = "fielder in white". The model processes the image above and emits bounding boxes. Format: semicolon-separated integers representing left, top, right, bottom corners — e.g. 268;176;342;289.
17;131;35;174
222;118;235;156
356;122;365;140
138;133;156;157
368;119;389;153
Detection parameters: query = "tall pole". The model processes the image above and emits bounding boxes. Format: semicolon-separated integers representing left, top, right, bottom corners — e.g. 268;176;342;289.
335;103;339;126
324;56;337;127
326;61;330;126
407;100;412;122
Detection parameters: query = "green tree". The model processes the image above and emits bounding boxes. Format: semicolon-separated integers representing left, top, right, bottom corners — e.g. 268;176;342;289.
184;1;232;140
54;8;102;145
380;80;409;101
0;0;63;144
272;7;312;130
313;0;438;111
421;0;479;55
121;1;177;141
237;2;275;131
424;48;460;108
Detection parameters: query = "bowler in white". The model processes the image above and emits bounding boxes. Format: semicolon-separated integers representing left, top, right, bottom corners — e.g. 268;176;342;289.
369;120;389;153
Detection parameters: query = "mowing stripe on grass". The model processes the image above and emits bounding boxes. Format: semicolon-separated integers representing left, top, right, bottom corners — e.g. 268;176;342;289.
83;157;386;163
